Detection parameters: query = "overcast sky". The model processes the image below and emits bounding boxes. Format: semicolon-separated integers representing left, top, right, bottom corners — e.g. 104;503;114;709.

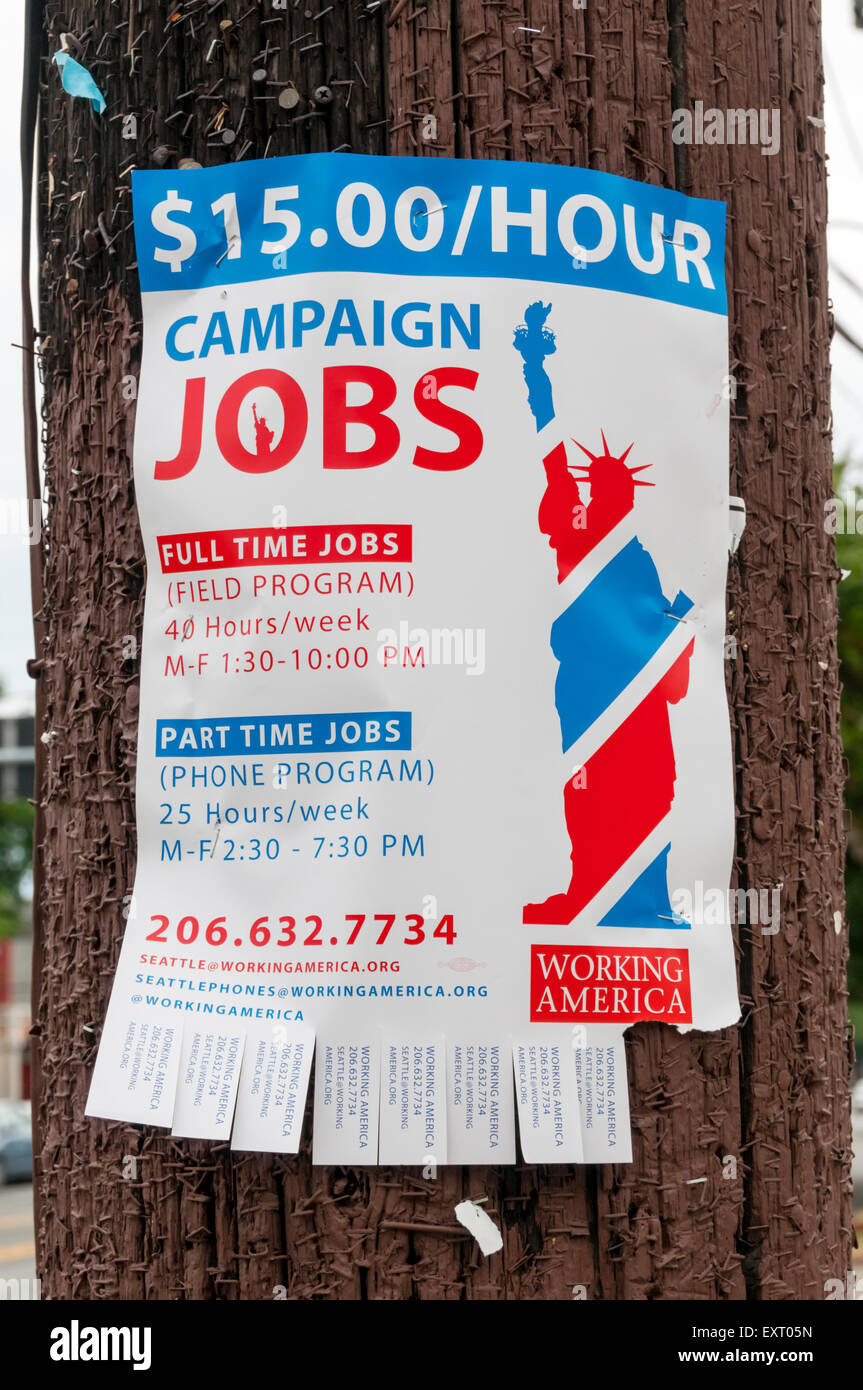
1;1;862;699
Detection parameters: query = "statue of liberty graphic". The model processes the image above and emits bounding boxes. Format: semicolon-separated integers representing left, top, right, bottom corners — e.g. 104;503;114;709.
252;402;275;459
513;302;693;929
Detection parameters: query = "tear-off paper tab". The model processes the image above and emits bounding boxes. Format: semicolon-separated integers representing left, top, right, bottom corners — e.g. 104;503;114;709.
171;1028;245;1140
574;1028;633;1163
312;1037;380;1165
85;152;737;1165
379;1037;447;1165
232;1025;315;1153
447;1041;515;1165
512;1039;584;1163
86;1012;182;1127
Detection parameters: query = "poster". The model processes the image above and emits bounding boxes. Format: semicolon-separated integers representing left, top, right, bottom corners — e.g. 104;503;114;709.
85;153;738;1164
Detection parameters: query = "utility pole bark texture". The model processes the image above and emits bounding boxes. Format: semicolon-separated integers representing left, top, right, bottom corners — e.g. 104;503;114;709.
33;0;851;1300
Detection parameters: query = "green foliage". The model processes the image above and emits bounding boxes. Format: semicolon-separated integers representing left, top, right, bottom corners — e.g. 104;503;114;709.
834;466;863;1041
0;799;34;938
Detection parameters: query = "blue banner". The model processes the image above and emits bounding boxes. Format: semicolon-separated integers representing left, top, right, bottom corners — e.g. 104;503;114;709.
133;153;726;314
156;712;412;756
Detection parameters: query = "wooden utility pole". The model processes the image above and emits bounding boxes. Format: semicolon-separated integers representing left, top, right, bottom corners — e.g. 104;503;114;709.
29;0;851;1299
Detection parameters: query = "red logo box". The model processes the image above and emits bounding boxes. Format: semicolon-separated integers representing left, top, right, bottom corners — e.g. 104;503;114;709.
530;944;692;1024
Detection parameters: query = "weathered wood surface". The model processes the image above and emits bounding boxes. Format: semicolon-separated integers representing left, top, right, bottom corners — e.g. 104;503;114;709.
33;0;849;1299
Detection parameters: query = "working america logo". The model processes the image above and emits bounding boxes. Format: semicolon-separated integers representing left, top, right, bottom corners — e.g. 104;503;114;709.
514;302;693;937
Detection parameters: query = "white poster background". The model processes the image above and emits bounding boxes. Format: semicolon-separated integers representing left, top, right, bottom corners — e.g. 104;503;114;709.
86;156;738;1161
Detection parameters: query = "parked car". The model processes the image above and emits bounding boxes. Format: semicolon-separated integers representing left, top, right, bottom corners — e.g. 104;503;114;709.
0;1099;32;1183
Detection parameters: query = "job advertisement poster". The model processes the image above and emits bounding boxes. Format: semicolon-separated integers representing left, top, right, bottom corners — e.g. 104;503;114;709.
86;153;739;1164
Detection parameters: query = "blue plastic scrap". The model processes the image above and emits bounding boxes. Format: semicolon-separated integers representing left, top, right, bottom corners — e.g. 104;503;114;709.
53;51;106;115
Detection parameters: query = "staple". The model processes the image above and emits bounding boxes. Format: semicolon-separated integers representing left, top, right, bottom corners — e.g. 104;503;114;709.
331;143;351;152
354;60;368;88
290;31;313;45
209;104;230;134
97;213;116;253
312;6;334;19
299;43;324;54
